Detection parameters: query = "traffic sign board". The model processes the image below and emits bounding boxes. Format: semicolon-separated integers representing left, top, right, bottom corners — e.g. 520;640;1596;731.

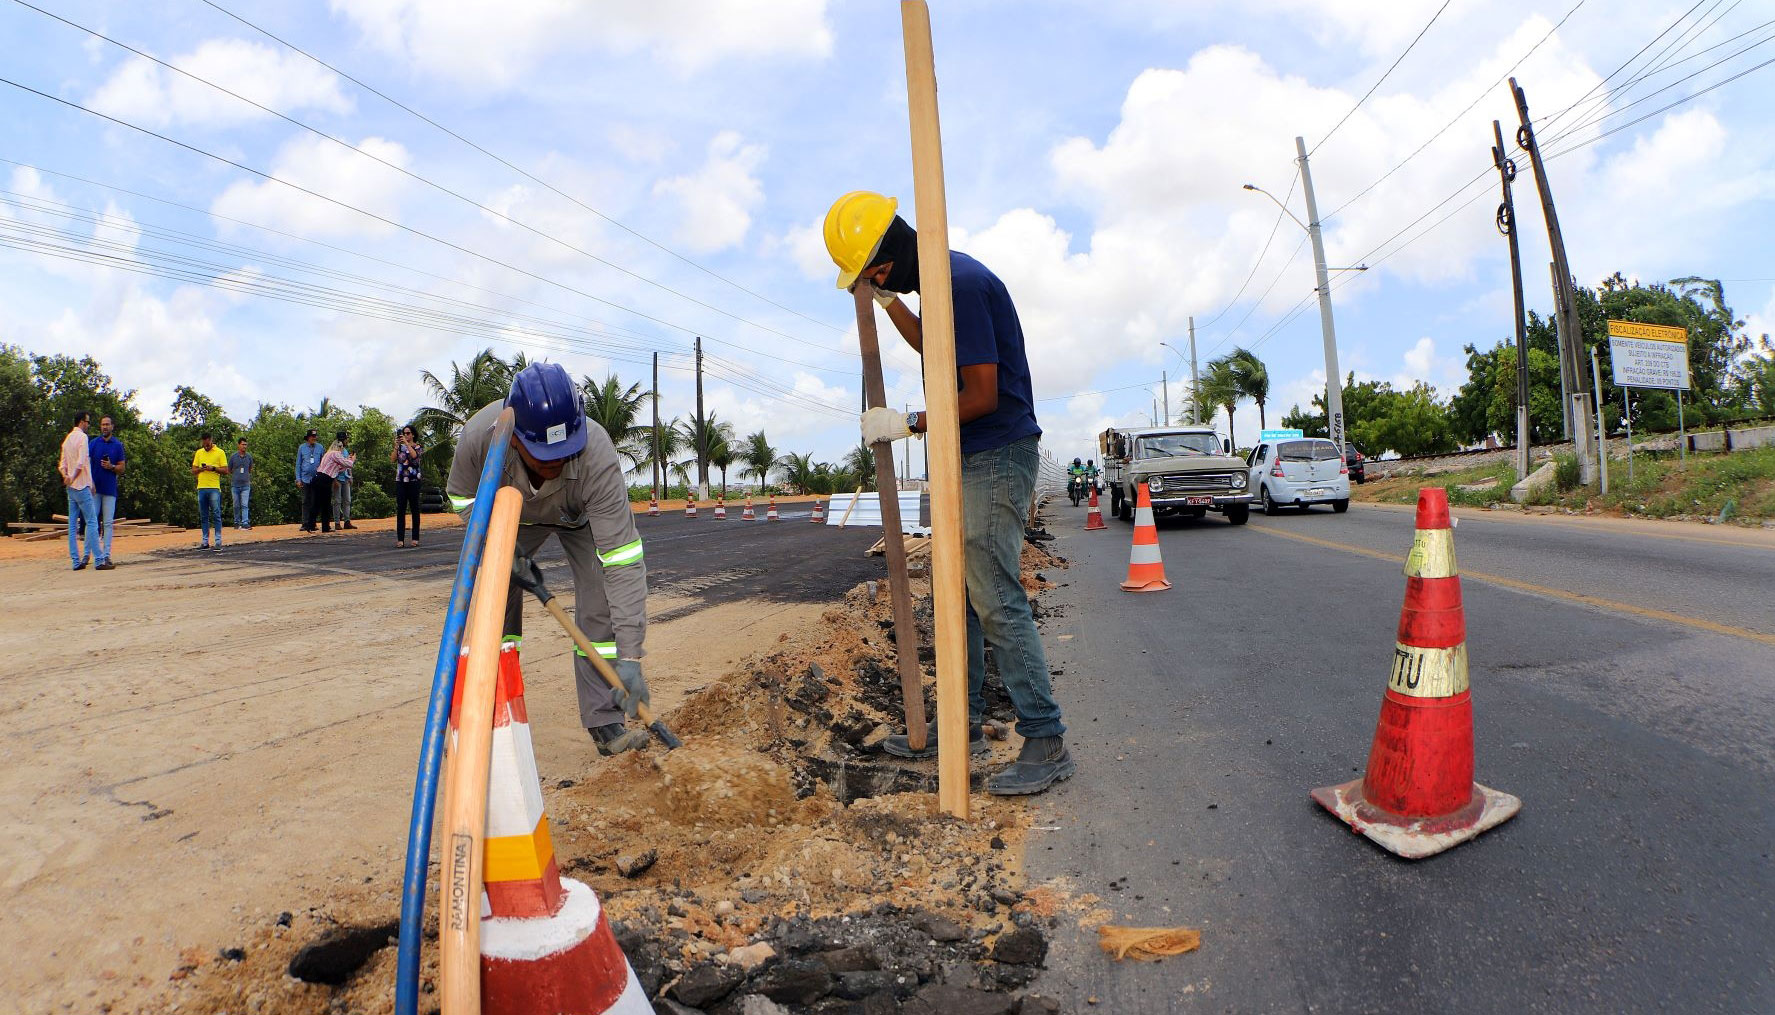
1607;320;1689;390
1259;428;1305;442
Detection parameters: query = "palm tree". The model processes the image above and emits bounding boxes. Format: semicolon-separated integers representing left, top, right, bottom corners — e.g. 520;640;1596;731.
1226;347;1270;431
739;431;777;490
635;417;687;488
709;432;735;499
842;442;877;492
776;451;819;494
1201;358;1242;449
677;413;735;498
415;348;513;437
582;374;651;469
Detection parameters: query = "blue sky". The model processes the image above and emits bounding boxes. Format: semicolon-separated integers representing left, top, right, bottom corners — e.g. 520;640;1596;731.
2;0;1771;467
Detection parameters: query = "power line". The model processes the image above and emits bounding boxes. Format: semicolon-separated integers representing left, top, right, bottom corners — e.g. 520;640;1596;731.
1035;379;1164;404
1193;175;1298;332
1544;49;1775;161
191;0;842;336
1312;0;1454;155
1534;0;1712;140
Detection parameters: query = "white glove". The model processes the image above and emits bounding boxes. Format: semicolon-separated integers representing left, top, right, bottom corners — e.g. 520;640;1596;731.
861;406;913;445
873;288;898;309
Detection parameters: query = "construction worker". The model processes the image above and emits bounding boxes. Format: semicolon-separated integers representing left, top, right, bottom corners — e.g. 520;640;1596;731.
824;190;1073;796
446;361;653;755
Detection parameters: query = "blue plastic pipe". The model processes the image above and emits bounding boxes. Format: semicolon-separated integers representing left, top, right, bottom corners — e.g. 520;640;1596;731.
395;408;514;1015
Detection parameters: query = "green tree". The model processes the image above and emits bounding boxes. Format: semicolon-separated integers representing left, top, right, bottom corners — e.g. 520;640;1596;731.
1200;357;1242;448
739;431;777;489
842;442;878;492
709;429;736;499
415;348;512;437
776;451;819;494
582;374;652;470
677;413;734;496
1225;347;1270;430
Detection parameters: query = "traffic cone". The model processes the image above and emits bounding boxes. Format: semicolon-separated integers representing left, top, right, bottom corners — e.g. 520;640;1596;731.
451;642;652;1012
1119;482;1170;592
741;496;756;521
1084;485;1107;531
766;496;780;522
811;499;826;524
714;496;727;520
684;497;697;519
646;496;658;518
1310;488;1520;859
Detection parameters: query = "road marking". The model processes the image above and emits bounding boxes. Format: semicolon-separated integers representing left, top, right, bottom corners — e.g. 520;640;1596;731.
1359;501;1775;553
1249;525;1775;648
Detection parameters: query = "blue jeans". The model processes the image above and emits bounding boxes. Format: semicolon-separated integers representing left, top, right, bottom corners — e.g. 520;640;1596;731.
197;488;222;545
66;487;98;567
97;493;116;562
232;485;251;527
962;435;1064;739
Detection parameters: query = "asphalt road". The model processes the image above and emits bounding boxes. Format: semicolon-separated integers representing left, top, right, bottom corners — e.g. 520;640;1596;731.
1027;502;1775;1014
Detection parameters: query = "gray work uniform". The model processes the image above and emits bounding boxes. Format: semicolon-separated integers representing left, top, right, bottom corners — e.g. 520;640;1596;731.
447;401;648;730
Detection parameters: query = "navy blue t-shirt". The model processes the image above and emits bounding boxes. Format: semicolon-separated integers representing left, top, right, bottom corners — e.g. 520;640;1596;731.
945;251;1041;454
88;434;126;497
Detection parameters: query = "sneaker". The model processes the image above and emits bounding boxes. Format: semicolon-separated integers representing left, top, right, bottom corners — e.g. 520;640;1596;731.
212;543;222;551
588;723;650;756
72;559;88;571
199;543;210;550
881;721;990;760
986;735;1075;796
342;521;356;530
96;560;114;571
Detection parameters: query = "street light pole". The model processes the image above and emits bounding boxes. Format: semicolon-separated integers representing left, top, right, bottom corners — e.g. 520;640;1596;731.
1188;316;1199;424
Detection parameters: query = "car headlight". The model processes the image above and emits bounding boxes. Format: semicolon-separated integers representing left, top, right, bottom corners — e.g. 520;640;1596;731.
1230;473;1247;488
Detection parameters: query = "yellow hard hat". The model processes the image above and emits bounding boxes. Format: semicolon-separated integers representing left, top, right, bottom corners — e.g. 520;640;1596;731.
823;191;898;290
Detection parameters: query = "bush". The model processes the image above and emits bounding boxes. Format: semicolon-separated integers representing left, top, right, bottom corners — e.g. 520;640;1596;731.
353;482;395;519
1554;453;1581;492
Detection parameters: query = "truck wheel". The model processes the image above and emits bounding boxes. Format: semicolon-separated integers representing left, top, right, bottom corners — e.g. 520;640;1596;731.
1118;490;1134;522
1224;504;1250;525
1333;499;1350;513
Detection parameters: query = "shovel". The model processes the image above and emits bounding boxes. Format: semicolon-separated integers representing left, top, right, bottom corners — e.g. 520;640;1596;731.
510;554;683;751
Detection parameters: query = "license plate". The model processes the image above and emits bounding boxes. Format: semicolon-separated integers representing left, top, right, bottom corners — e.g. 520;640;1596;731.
1184;495;1214;506
1307;488;1330;497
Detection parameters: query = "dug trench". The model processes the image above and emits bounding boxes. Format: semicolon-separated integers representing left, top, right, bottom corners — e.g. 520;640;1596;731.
133;534;1075;1015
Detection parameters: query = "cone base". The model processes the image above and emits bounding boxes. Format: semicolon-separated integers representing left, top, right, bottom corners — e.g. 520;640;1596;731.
1310;778;1520;859
1120;577;1171;592
1084;518;1107;531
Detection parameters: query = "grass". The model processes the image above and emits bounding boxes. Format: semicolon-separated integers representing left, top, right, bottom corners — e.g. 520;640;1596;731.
1352;446;1775;522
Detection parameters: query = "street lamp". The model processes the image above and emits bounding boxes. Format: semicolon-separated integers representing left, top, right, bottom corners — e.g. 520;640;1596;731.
1159;340;1197;424
1242;136;1350;452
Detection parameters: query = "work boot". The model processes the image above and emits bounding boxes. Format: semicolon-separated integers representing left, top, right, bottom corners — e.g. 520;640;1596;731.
881;721;989;760
343;521;356;529
589;723;650;756
986;735;1075;796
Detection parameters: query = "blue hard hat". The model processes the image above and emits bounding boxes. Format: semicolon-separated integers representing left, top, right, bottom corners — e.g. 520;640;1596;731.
506;362;587;461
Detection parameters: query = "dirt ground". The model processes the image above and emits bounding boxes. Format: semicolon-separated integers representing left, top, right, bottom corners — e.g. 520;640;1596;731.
3;512;1068;1014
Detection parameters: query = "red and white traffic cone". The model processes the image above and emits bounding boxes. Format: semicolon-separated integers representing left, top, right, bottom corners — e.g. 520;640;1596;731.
741;496;756;521
684;497;697;519
1310;488;1520;858
811;500;826;524
713;496;727;520
1119;482;1170;592
766;496;780;522
451;643;652;1013
647;498;658;517
1084;485;1107;531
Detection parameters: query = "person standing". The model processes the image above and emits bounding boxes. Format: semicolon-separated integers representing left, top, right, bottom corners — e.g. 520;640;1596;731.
296;429;324;531
88;414;127;570
313;438;355;535
228;438;253;529
446;362;652;756
824;190;1073;796
191;431;230;551
59;410;98;571
331;429;357;530
391;423;424;547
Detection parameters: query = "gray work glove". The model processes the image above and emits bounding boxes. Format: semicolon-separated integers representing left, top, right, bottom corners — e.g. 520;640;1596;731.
510;553;549;602
613;658;651;719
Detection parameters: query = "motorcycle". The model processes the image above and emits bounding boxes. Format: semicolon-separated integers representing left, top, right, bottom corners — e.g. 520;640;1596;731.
1068;476;1084;506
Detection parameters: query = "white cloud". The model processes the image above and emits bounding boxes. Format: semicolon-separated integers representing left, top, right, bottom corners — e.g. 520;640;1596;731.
331;0;833;87
774;217;835;283
210;134;413;239
88;39;352;128
44;284;250;418
653;132;767;254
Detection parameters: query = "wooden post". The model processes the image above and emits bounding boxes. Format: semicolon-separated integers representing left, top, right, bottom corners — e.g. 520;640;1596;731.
856;282;929;752
439;487;523;1015
901;0;968;819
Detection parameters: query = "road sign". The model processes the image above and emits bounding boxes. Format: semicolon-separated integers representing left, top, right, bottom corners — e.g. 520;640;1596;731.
1606;320;1689;390
1259;428;1305;442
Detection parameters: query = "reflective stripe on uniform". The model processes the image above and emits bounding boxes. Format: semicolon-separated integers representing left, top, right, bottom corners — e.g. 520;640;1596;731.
502;634;522;646
449;494;476;512
597;538;644;567
574;642;619;660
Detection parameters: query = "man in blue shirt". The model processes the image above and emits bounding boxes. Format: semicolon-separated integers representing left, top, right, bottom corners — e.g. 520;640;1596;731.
295;429;325;532
824;190;1071;796
88;414;126;570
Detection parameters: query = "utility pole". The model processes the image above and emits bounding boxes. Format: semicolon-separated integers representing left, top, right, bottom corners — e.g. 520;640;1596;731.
1294;136;1347;454
1188;316;1199;424
1491;120;1532;480
1512;77;1595;485
651;351;661;499
693;336;708;500
1162;370;1169;425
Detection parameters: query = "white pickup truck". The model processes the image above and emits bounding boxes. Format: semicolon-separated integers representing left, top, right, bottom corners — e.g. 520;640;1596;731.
1100;425;1252;525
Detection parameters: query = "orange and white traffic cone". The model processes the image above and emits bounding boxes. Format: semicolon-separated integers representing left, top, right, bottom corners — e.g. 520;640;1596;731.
713;496;727;520
1084;485;1107;531
766;496;780;522
1310;488;1520;859
684;497;697;519
811;499;826;524
741;496;756;521
1119;482;1170;592
647;496;658;517
451;643;651;1013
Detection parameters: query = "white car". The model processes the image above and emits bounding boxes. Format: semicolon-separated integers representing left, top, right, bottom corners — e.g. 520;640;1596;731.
1247;438;1351;514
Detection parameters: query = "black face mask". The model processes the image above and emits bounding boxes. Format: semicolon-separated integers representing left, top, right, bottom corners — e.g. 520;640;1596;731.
867;216;921;294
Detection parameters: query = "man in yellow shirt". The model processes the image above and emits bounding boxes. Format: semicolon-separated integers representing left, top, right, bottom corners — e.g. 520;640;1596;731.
190;432;230;551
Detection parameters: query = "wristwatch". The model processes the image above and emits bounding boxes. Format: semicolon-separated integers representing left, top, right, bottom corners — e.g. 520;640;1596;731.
906;411;921;435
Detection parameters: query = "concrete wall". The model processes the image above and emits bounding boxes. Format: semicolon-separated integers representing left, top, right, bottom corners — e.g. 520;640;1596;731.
1687;425;1775;453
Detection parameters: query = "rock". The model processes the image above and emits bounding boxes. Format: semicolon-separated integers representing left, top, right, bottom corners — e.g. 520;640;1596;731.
989;886;1021;906
911;912;968;943
1017;996;1063;1014
273;912;292;928
714;900;736;917
992;961;1038;988
657;1001;706;1015
900;984;1020;1015
722;942;777;971
736;996;791;1015
740;889;770;904
616;849;658;878
832;970;898;1000
990;927;1047;967
752;957;833;1005
217;947;246;962
286;921;399;986
671;963;746;1007
816;946;878;973
858;991;899;1015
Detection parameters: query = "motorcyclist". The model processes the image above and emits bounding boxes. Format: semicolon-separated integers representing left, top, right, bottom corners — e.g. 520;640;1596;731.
1067;457;1086;504
1084;458;1100;494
